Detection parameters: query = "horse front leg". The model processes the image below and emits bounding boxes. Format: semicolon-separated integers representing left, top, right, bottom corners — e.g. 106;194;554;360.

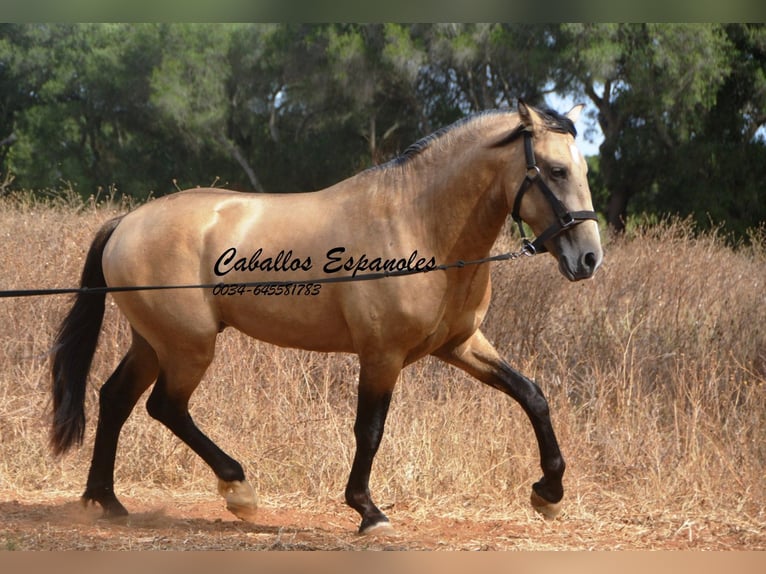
345;356;401;534
435;329;565;519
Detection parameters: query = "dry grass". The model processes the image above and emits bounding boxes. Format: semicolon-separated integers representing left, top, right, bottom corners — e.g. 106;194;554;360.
0;192;764;548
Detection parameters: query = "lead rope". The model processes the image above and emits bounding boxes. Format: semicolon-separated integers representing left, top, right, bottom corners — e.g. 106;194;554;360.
0;243;536;299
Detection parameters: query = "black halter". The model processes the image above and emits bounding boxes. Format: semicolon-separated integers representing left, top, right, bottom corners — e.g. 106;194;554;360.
511;130;598;255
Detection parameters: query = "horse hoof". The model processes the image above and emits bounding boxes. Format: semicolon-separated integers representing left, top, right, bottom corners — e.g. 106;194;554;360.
530;490;562;520
81;489;129;519
227;502;258;522
359;519;394;536
218;479;258;521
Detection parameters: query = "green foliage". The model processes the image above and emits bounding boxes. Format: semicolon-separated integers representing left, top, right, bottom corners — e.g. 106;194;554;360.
0;23;764;237
554;23;765;238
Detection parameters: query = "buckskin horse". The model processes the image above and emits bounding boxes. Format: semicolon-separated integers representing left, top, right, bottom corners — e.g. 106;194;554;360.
50;101;602;534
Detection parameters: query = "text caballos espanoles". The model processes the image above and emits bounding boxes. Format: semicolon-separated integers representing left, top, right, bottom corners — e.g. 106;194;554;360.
213;246;437;278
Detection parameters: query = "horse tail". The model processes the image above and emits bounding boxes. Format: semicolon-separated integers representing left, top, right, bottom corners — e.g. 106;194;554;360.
50;215;124;456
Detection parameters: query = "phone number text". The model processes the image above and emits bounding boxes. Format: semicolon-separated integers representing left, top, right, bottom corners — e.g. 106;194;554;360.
211;282;322;297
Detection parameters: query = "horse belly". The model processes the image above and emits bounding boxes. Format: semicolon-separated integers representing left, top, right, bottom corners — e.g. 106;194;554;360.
217;294;355;352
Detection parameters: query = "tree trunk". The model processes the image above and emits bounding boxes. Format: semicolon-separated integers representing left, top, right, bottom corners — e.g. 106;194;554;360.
369;115;377;163
218;133;264;192
606;186;629;234
596;123;629;234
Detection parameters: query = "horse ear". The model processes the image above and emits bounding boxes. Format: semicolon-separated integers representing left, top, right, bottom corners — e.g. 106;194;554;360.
517;99;535;129
566;103;585;124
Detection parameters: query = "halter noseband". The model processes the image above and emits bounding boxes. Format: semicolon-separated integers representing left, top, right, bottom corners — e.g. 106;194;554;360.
511;130;598;255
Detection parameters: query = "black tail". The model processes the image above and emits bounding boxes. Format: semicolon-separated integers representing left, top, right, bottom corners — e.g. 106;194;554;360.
50;215;124;455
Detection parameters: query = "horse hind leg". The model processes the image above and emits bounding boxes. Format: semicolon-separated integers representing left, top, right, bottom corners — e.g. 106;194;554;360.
83;330;159;517
145;344;257;521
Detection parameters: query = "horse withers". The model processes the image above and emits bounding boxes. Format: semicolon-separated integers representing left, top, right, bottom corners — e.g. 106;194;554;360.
50;101;602;534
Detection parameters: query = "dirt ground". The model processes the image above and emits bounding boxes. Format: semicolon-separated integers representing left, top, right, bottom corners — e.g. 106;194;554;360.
1;488;763;551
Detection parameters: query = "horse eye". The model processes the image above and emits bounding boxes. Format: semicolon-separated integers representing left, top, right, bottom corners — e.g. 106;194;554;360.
551;167;567;179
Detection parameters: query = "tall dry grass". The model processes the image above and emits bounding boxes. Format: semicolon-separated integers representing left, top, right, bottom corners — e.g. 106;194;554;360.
0;192;763;533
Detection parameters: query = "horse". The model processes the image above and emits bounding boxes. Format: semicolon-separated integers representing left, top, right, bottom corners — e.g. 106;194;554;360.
50;101;602;534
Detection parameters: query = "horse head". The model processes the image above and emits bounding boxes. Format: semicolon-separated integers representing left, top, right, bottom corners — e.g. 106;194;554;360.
506;101;603;281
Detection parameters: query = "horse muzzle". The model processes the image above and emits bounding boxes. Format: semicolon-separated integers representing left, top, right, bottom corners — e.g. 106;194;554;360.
554;236;603;281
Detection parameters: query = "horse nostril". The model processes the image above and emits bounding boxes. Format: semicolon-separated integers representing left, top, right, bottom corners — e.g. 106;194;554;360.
582;251;598;272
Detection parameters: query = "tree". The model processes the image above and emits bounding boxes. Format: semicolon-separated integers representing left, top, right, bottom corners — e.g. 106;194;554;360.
318;24;427;164
415;24;560;125
556;24;732;232
149;24;268;191
1;23;762;237
0;24;42;182
2;24;169;197
657;24;766;237
709;24;766;143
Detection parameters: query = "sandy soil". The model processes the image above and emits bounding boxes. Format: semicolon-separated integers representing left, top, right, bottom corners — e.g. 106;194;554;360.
1;488;763;551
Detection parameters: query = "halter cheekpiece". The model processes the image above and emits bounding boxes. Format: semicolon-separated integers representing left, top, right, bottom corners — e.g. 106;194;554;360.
511;129;598;254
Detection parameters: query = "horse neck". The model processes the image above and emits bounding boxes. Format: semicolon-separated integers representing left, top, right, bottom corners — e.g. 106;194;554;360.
370;140;517;263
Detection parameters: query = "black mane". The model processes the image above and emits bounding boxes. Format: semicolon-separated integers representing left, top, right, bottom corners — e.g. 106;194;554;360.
390;110;508;167
378;105;575;170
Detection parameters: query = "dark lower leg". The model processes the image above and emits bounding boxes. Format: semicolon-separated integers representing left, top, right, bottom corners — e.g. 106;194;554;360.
496;360;565;502
437;332;565;507
83;351;156;517
145;376;245;484
344;387;393;533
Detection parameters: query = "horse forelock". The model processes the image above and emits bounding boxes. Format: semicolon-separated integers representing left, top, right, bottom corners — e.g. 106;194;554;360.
535;107;577;138
491;107;577;150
